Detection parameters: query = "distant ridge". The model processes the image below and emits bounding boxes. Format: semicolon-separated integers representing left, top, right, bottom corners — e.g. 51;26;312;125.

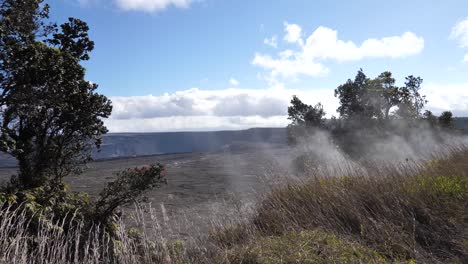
0;128;286;167
94;118;468;159
454;117;468;133
0;119;467;168
93;127;288;160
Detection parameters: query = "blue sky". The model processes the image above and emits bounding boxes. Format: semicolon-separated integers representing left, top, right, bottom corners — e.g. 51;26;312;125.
48;0;468;132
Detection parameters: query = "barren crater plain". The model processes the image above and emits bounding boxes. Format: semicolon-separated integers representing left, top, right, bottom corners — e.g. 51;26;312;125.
0;146;291;240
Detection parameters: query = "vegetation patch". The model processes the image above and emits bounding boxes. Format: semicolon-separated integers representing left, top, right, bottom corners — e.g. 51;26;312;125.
209;151;468;263
225;229;389;264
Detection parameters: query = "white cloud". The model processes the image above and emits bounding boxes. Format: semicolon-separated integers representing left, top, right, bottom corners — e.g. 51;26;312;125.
229;78;240;87
451;18;468;47
254;23;424;83
115;0;196;12
421;82;468;116
464;53;468;62
264;35;278;48
106;116;289;133
106;80;468;132
107;87;338;132
283;22;303;44
303;27;424;61
252;52;329;81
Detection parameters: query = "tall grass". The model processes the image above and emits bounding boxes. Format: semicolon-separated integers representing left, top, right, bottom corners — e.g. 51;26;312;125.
212;149;468;263
1;148;467;263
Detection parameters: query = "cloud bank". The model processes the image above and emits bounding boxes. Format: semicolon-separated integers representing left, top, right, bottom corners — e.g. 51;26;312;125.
254;23;424;83
107;87;336;132
422;82;468;116
106;83;468;132
110;87;336;120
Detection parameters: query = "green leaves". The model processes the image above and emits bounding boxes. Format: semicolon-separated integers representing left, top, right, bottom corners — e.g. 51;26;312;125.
49;18;95;61
334;70;427;120
95;164;167;223
287;95;326;144
0;0;112;189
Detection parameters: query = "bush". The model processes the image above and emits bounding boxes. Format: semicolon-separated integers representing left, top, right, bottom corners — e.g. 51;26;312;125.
0;164;166;263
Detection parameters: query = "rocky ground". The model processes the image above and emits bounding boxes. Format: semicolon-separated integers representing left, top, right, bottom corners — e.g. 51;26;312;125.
0;147;292;240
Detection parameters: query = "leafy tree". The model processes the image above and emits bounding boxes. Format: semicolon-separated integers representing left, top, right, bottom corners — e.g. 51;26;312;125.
423;110;438;127
438;111;454;129
335;70;426;121
0;0;112;189
372;71;400;119
334;69;387;120
288;95;325;128
287;95;326;144
394;75;426;119
334;69;369;119
0;2;168;261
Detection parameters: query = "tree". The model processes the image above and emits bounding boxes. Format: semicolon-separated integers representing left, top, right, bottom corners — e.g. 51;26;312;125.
335;70;426;121
372;71;400;119
0;0;112;189
394;75;426;119
334;69;382;120
0;3;167;261
423;110;438;127
335;69;367;119
288;95;325;127
438;111;454;129
287;95;325;144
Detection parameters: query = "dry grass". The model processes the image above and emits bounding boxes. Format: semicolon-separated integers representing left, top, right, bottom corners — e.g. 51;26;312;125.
212;149;468;263
0;149;467;263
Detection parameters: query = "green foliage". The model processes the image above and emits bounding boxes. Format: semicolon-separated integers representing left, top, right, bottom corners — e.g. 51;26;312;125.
0;1;172;263
0;0;112;189
287;95;325;144
226;230;388;264
249;154;468;262
439;111;455;129
334;69;426;120
416;175;466;198
290;69;460;158
48;17;94;61
95;165;167;224
288;95;326;127
0;163;167;262
394;75;426;118
373;71;400;119
423;110;438;127
334;69;377;119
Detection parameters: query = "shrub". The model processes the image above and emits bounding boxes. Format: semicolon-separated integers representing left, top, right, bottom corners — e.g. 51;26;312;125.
0;164;166;263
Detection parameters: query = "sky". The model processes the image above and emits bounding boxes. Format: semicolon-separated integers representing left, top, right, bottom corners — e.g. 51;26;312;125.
48;0;468;132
